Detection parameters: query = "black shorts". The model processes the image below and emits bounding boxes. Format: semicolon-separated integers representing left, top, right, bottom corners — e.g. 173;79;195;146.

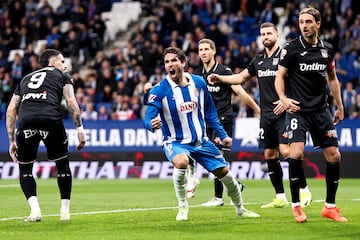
206;116;232;150
16;119;68;163
259;113;288;149
285;109;338;148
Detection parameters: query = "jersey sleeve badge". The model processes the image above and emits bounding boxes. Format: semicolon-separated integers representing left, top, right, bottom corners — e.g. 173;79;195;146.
148;94;157;103
321;49;328;58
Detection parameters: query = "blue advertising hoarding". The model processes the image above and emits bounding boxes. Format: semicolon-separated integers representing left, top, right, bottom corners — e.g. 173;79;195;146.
0;118;359;152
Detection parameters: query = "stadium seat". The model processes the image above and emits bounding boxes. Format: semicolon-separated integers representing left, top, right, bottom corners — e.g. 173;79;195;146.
7;49;24;62
34;40;48;55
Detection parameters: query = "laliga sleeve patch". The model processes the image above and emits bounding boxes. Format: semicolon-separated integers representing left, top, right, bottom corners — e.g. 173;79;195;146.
149;94;157;103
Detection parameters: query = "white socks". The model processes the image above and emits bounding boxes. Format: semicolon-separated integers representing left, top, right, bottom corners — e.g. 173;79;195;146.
61;199;70;212
173;168;187;207
220;171;243;210
186;164;195;179
28;196;41;212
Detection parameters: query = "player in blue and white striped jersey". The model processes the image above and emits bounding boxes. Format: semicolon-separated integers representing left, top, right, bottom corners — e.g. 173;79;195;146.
143;47;260;221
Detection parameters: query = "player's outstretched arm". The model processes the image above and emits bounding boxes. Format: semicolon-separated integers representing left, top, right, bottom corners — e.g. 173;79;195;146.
208;70;250;85
231;84;260;116
63;84;85;150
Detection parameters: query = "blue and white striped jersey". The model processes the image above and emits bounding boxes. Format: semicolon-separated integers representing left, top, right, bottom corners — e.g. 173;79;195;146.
143;72;228;145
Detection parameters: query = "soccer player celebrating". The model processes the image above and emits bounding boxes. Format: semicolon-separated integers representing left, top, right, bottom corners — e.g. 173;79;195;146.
143;47;260;221
6;49;85;221
275;7;347;223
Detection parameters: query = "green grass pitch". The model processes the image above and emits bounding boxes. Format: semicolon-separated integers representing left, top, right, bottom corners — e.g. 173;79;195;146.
1;178;359;240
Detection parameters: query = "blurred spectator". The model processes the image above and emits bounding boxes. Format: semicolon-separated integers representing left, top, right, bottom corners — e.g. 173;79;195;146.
217;14;233;36
16;26;33;50
284;1;299;27
286;24;300;42
69;0;87;25
97;104;110;120
92;50;108;72
258;2;279;26
115;101;135;121
348;94;360;119
81;102;98;120
46;25;62;48
321;1;339;32
88;12;106;54
97;60;116;94
115;63;135;96
148;66;165;85
342;82;357;118
130;95;141;119
334;51;349;85
9;0;25;29
140;39;159;76
10;52;25;90
0;70;12;105
133;74;149;97
25;54;41;74
0;49;9;69
61;29;80;70
2;26;17;50
98;84;113;103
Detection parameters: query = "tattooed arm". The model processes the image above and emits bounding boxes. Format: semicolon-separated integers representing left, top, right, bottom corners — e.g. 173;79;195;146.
6;94;20;162
63;83;86;150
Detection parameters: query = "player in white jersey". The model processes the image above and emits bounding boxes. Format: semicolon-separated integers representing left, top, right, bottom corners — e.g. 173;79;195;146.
143;47;260;221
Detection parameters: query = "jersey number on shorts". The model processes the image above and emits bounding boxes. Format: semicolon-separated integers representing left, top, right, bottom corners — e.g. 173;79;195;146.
290;118;298;130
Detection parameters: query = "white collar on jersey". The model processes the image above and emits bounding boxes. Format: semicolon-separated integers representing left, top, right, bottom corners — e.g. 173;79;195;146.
299;35;325;48
166;72;193;88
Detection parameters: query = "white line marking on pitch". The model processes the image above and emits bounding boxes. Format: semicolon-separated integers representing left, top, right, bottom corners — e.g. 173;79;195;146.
0;199;359;221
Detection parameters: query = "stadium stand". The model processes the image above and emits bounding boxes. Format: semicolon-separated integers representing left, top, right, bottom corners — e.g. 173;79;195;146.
0;0;360;121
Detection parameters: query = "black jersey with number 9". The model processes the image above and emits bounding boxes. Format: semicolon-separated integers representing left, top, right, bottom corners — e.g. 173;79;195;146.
15;67;73;122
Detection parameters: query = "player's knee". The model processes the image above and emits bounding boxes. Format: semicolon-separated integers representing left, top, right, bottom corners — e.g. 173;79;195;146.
212;167;228;179
290;149;304;160
326;149;341;163
172;154;189;168
280;148;290;159
55;157;71;174
264;149;278;159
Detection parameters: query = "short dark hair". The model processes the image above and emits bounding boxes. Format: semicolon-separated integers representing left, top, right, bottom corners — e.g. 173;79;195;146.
260;22;278;32
163;47;187;63
39;49;61;67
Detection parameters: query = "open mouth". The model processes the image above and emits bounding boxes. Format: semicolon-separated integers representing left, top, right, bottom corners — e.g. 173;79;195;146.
169;69;176;75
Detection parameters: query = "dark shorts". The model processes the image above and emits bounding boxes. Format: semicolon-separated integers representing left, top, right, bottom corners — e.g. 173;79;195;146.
16;119;68;163
206;116;232;150
259;113;288;149
285;109;338;148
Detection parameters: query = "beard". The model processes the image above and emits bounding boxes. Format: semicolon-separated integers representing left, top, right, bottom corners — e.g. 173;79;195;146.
263;40;275;49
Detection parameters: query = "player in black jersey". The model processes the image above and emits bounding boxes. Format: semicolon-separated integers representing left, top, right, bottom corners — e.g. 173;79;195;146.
193;38;260;207
208;23;311;209
6;49;86;222
274;7;347;223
